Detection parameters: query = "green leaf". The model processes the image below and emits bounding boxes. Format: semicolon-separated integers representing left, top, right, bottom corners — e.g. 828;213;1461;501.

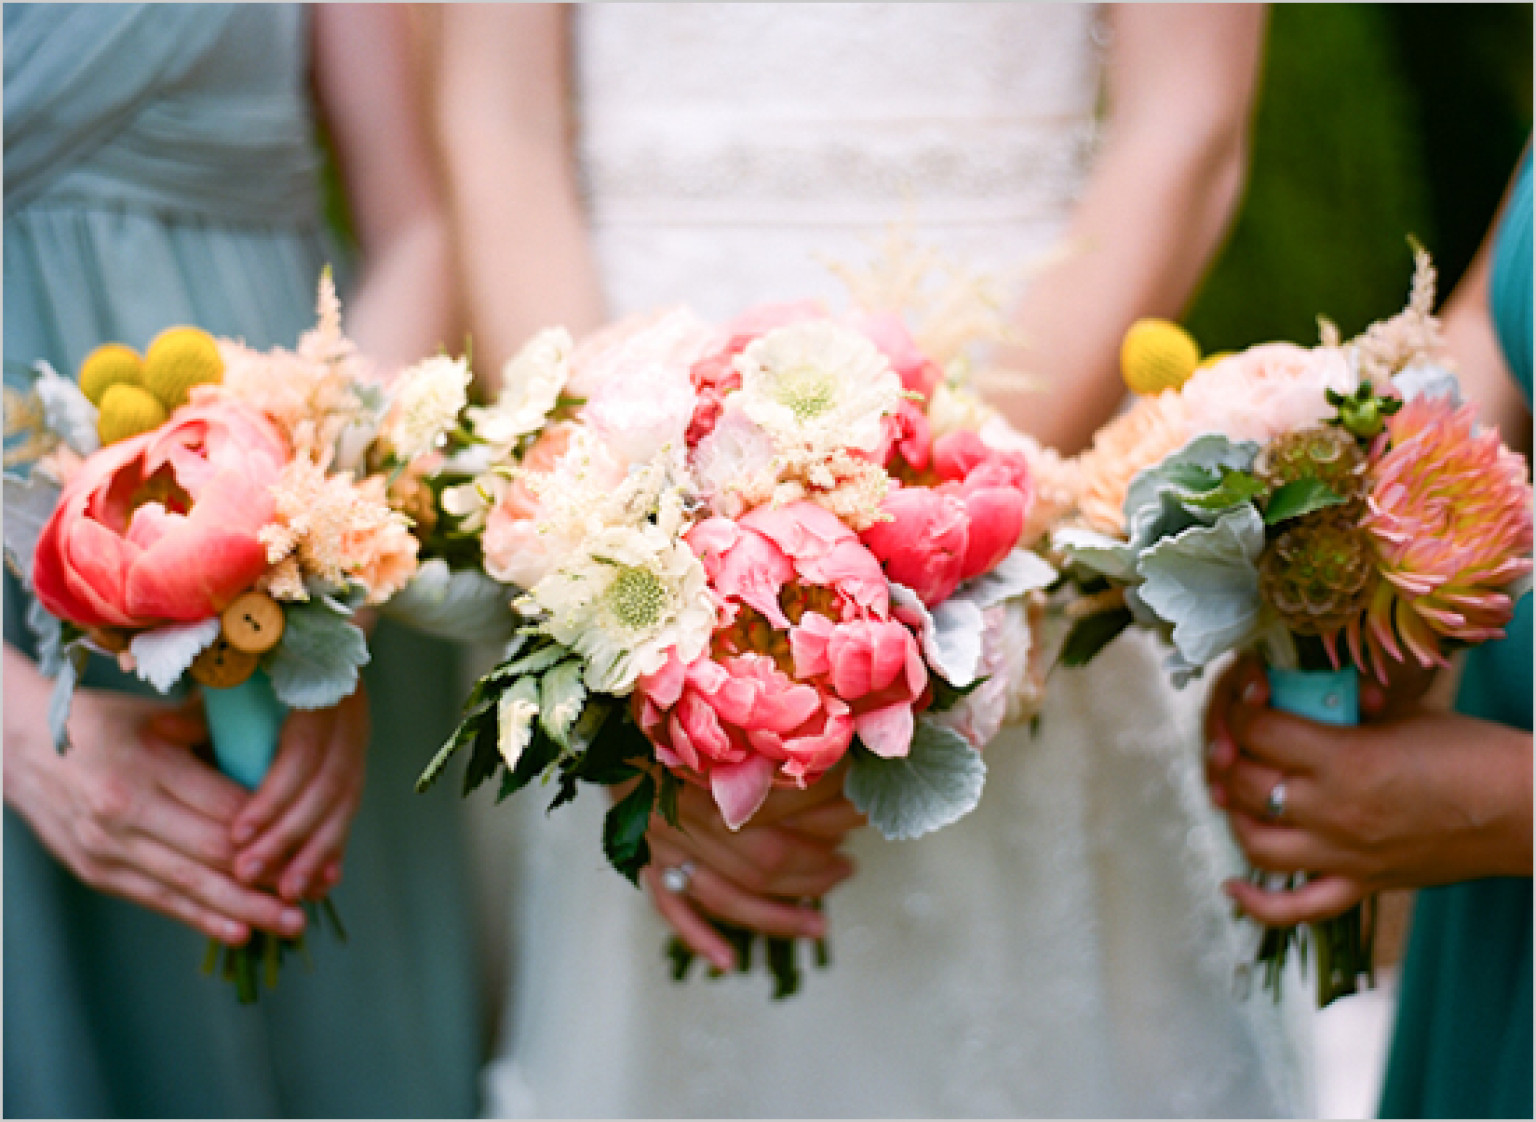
657;770;682;829
461;715;502;796
844;720;986;842
928;674;988;713
603;773;657;884
1264;477;1346;525
766;936;802;1000
381;558;516;645
1059;607;1136;667
504;641;572;678
1181;468;1267;512
538;660;586;748
1139;505;1266;669
265;599;369;710
578;706;654;785
499;726;560;803
3;469;62;582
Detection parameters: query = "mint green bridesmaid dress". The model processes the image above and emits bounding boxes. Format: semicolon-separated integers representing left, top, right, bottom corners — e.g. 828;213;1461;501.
3;6;479;1115
1378;147;1532;1119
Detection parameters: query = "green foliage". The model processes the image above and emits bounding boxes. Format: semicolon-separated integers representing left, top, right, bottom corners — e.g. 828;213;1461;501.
603;774;657;885
1264;477;1346;526
1059;607;1136;668
1185;5;1531;352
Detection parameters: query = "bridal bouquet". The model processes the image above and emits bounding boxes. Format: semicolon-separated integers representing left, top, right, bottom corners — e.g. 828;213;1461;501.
419;261;1060;994
3;275;470;1002
1053;249;1534;1005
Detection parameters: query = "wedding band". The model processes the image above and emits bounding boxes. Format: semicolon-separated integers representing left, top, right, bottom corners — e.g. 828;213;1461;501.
1264;780;1288;822
660;861;696;894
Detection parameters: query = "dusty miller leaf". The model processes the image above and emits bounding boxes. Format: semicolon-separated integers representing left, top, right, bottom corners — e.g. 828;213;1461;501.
844;719;986;842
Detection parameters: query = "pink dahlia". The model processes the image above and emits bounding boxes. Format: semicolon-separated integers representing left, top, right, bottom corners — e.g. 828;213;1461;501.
1349;394;1533;679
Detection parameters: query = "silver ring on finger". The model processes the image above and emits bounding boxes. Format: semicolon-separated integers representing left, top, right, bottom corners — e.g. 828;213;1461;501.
660;860;697;895
1264;779;1288;823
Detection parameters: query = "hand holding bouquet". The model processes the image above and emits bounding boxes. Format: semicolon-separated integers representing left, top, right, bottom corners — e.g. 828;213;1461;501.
4;274;468;1001
1054;249;1533;1004
421;252;1060;996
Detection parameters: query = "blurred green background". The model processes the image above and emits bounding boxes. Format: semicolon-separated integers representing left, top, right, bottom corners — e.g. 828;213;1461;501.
1185;3;1533;349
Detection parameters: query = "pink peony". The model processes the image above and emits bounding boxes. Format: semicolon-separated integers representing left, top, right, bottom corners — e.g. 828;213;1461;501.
635;501;927;828
1348;394;1534;679
862;431;1032;606
849;311;942;401
1181;343;1356;446
33;399;288;629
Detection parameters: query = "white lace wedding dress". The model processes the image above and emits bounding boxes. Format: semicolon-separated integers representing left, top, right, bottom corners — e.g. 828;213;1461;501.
482;6;1313;1116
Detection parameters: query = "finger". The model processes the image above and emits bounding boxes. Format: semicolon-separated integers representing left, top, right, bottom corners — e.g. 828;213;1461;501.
276;797;358;901
1226;810;1335;874
230;710;330;848
652;820;854;898
1228;698;1335;775
1222;756;1293;823
147;744;250;823
97;864;252;946
682;861;829;939
235;774;336;886
777;800;868;841
127;836;307;938
642;864;737;972
1223;873;1365;926
129;790;239;869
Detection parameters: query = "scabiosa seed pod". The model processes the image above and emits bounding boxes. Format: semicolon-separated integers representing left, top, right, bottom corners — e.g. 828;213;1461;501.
1255;424;1368;501
1259;507;1377;637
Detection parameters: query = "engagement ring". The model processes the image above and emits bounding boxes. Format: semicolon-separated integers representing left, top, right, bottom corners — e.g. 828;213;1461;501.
1264;780;1288;823
661;861;696;894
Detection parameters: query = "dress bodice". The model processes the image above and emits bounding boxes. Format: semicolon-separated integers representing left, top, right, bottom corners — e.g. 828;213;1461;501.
4;3;320;223
574;3;1105;318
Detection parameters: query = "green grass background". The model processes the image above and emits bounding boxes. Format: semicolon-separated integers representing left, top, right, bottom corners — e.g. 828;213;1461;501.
1185;3;1533;349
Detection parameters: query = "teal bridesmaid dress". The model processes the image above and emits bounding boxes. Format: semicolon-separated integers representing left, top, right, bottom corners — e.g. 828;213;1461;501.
3;7;480;1116
1379;148;1533;1119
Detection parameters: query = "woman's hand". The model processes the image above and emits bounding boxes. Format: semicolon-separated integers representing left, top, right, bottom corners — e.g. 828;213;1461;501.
642;776;865;970
1205;657;1532;927
4;645;308;945
230;685;370;902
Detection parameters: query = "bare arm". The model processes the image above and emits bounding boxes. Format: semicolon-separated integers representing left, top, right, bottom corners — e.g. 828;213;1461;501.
433;4;605;388
312;3;455;368
995;3;1266;454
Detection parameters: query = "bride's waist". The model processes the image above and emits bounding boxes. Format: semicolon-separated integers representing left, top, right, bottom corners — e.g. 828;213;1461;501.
578;119;1096;225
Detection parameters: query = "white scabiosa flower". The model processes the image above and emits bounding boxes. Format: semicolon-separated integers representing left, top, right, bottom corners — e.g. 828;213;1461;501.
529;522;714;695
468;327;572;455
386;355;471;462
733;320;903;456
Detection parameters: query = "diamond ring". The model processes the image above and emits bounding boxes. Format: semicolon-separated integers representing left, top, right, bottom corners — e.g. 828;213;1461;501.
1264;780;1288;823
660;861;697;894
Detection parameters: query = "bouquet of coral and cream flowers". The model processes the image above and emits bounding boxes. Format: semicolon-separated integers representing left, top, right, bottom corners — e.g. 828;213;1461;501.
1053;249;1534;1005
3;274;471;1002
420;248;1061;996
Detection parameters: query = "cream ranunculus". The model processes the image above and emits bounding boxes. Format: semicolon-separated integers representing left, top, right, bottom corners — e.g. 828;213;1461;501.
385;354;471;463
468;327;573;456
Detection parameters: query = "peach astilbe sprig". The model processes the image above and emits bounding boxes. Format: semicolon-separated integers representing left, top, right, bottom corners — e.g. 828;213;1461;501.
1347;393;1533;680
260;458;419;604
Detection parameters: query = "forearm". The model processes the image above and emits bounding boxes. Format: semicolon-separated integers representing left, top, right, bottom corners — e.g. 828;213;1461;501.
440;117;605;386
997;122;1249;452
1439;718;1533;880
435;4;605;393
344;210;455;370
994;3;1263;455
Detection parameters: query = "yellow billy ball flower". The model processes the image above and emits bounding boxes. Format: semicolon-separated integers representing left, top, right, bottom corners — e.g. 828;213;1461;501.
96;383;168;445
1120;319;1201;395
142;326;223;410
78;343;144;407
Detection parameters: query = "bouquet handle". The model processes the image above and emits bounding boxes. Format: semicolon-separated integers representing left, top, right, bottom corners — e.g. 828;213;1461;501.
1257;662;1373;1006
201;670;286;790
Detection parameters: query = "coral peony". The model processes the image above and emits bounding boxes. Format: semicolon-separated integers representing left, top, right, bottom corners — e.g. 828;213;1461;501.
636;501;927;827
862;430;1031;605
33;399;288;629
1348;395;1533;678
